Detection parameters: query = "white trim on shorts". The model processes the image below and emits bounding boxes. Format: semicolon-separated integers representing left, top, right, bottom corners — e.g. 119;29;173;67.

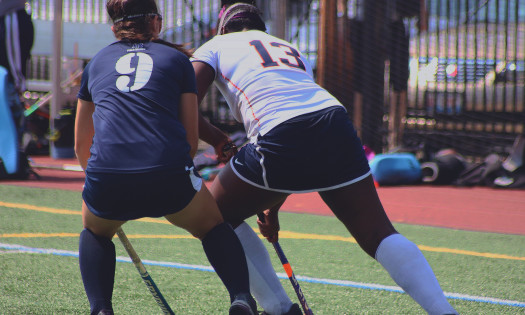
254;137;270;188
230;156;372;194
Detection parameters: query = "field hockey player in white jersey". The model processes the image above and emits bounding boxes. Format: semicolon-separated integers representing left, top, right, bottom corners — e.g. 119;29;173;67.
191;3;459;315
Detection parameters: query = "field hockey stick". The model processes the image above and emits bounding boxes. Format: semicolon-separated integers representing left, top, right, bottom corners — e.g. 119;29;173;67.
24;69;83;117
28;158;84;172
257;211;314;315
115;227;175;315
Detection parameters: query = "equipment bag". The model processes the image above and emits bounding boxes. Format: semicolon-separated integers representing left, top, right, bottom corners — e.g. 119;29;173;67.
369;152;422;186
0;150;39;180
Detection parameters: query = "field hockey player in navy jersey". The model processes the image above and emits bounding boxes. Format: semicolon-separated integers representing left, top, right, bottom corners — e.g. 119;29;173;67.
74;0;258;313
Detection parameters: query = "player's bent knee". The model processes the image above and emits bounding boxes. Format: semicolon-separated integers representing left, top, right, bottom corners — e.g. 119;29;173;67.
165;190;224;240
358;230;398;258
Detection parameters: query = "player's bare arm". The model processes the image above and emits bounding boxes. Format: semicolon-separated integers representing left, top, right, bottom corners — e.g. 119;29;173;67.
179;93;199;158
74;99;95;171
194;61;237;162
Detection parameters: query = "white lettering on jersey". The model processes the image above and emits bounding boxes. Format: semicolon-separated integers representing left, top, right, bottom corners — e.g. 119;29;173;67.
115;52;154;92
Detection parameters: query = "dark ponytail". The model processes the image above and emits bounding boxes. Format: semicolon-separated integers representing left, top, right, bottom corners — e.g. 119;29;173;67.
107;0;192;57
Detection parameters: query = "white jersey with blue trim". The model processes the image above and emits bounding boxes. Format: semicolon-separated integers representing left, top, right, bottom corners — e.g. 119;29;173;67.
192;30;344;142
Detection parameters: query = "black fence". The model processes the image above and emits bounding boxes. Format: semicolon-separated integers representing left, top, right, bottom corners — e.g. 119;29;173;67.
402;0;524;159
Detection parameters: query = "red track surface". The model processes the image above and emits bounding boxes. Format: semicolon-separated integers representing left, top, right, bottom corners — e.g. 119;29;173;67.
3;156;525;235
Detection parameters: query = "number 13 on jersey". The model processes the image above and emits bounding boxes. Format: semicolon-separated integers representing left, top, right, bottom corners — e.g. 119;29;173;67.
249;40;306;71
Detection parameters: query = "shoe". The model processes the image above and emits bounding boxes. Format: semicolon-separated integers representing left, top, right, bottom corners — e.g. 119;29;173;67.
260;303;302;315
95;310;113;315
229;293;257;315
284;303;302;315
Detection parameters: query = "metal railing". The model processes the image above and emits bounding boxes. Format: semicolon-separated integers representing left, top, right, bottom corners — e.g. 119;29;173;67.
403;0;525;157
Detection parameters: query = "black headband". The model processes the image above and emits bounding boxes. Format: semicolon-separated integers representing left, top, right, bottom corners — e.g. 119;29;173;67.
113;12;161;23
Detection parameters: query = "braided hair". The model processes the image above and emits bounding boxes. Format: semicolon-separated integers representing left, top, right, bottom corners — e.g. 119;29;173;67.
220;0;256;6
217;3;266;35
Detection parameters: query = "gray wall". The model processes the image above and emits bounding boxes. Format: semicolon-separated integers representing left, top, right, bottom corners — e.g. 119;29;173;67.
31;20;115;58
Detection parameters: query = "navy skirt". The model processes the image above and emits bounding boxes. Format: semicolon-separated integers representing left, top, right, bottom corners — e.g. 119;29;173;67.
231;106;371;193
82;166;202;220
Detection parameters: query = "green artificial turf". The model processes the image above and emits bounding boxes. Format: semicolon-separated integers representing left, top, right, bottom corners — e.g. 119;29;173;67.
1;185;524;314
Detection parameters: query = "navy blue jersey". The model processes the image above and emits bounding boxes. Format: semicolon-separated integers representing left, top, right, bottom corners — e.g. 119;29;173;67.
78;40;197;173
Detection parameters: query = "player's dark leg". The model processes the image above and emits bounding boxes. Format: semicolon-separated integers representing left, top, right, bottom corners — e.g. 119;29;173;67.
165;184;257;313
79;228;116;315
201;221;259;313
209;163;297;315
318;175;396;256
210;161;288;226
79;203;125;315
319;175;457;314
199;221;251;302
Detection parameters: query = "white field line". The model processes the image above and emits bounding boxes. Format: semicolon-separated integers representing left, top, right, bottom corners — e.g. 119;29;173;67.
1;243;524;308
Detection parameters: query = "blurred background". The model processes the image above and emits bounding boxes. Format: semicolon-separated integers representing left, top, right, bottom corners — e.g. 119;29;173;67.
21;0;525;162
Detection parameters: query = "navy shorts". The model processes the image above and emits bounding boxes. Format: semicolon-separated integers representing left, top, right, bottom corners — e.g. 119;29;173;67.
82;166;202;221
231;106;371;193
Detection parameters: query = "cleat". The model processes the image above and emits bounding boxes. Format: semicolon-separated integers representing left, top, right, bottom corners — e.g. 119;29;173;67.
284;303;302;315
260;303;302;315
230;293;257;315
95;310;114;315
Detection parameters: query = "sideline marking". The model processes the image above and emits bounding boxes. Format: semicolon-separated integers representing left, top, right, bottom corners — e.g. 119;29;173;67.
1;231;524;261
1;243;524;309
2;201;525;261
0;233;195;239
0;201;80;215
0;201;171;224
2;233;78;238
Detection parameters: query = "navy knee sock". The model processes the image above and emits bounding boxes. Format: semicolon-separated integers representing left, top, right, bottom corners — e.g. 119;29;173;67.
201;222;250;302
79;228;116;314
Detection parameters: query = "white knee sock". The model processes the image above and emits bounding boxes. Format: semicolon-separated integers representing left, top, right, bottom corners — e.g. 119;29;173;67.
235;222;293;315
375;234;458;315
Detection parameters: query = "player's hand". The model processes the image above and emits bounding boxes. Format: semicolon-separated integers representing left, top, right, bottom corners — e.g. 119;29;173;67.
215;138;238;163
257;210;280;243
